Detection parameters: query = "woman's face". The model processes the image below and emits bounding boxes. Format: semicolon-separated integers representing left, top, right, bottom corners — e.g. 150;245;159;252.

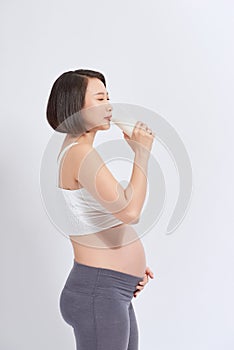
81;78;113;132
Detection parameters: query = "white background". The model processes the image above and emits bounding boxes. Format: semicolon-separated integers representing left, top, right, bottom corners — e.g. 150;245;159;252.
1;1;233;349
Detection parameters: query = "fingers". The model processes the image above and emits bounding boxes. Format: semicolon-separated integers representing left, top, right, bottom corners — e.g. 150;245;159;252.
134;283;144;297
133;267;155;298
140;273;148;285
138;275;148;287
145;266;154;279
138;122;149;133
133;273;148;297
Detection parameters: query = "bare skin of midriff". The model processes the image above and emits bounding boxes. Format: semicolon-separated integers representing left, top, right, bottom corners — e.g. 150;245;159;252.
69;223;146;278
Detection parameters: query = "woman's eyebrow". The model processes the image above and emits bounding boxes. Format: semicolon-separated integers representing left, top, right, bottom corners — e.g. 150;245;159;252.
93;92;109;96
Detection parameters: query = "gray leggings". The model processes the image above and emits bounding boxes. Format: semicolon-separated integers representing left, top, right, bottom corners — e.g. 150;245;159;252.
59;260;144;350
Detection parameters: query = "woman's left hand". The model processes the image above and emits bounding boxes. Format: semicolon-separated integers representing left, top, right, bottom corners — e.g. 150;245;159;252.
134;266;154;298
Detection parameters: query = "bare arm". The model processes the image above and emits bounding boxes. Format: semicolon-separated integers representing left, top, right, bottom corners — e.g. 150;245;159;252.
73;145;149;224
74;122;153;225
124;148;150;221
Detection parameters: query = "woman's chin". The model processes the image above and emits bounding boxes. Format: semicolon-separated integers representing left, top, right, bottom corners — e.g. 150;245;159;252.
88;123;111;132
99;123;111;131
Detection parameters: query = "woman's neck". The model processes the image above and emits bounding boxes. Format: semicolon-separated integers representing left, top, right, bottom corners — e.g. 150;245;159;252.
65;130;96;146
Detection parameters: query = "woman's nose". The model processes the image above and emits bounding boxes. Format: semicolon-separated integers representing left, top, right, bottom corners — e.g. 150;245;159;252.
106;102;113;113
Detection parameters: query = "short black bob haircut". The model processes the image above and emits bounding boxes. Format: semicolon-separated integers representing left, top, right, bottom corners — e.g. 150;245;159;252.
46;69;106;136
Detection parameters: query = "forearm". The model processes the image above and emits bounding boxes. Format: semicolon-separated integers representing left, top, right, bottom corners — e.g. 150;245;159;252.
124;150;150;218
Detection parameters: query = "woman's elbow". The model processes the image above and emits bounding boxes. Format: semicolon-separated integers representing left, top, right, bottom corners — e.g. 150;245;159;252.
122;210;140;225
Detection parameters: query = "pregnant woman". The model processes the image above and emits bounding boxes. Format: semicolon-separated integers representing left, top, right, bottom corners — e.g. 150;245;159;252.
46;69;154;350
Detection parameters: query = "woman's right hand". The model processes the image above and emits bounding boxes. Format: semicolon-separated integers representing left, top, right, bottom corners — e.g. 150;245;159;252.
123;121;155;155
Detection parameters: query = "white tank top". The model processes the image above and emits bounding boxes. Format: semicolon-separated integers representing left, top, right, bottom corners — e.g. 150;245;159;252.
57;142;124;236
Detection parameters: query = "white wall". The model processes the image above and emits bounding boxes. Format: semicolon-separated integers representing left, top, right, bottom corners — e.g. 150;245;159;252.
1;0;233;349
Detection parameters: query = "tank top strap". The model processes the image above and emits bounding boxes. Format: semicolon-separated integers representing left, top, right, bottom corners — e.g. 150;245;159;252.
57;141;79;165
57;141;80;187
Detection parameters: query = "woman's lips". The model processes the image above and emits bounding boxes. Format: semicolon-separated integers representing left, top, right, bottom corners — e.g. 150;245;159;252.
104;115;112;121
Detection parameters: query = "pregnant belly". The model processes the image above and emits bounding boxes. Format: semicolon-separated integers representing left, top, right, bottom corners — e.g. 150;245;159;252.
69;224;146;278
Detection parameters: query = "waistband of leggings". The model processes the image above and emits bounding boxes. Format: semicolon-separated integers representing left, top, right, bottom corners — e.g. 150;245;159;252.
73;259;144;282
